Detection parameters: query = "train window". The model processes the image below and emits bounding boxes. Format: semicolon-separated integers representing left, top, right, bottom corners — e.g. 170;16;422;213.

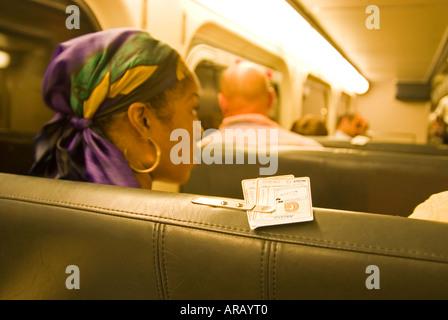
432;63;448;112
337;92;352;116
0;0;99;134
302;75;330;118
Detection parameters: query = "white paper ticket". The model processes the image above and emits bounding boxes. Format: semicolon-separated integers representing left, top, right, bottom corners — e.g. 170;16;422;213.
242;175;313;229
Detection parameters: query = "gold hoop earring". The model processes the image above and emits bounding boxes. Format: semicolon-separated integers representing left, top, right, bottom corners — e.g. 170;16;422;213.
124;136;161;174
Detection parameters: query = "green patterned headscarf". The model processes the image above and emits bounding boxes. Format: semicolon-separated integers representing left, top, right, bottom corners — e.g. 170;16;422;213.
30;28;189;187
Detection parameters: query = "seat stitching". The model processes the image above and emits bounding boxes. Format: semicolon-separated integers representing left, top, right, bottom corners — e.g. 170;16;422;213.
272;242;277;300
260;241;265;300
152;223;163;300
265;241;270;299
161;224;170;300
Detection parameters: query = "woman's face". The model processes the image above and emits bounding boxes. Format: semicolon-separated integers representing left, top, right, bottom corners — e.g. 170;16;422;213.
150;79;201;185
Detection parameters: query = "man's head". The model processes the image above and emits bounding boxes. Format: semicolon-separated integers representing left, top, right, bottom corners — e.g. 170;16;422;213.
336;113;369;137
218;61;275;117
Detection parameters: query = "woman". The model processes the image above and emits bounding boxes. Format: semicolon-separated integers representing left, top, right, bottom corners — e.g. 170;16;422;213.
30;28;200;189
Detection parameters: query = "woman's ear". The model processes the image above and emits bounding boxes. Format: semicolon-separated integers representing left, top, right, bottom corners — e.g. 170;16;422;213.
127;102;152;137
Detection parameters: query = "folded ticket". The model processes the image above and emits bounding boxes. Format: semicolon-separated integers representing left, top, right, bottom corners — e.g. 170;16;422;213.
242;175;314;229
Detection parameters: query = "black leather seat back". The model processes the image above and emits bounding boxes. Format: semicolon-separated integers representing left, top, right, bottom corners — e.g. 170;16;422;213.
312;137;448;156
0;132;35;175
1;173;447;299
182;147;448;216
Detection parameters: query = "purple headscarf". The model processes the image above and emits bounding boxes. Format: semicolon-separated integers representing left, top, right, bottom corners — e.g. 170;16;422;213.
30;28;183;187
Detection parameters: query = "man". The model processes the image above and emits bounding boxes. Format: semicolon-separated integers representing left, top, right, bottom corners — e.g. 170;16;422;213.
333;113;369;140
200;61;322;148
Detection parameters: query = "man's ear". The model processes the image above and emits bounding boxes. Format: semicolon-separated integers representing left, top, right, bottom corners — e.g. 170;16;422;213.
267;87;276;110
127;102;151;137
218;92;227;114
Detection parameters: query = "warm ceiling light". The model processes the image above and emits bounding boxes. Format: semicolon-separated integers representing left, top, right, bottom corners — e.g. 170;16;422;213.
0;50;11;69
193;0;369;94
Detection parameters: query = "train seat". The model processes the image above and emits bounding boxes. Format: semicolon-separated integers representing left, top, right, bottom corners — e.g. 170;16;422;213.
0;131;36;175
1;172;447;300
182;145;448;217
311;136;448;156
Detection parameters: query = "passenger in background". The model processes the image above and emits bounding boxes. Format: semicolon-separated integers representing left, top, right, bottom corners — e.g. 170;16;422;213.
200;61;322;148
290;114;328;136
30;28;200;189
333;113;369;140
428;95;448;145
428;115;447;145
409;191;448;223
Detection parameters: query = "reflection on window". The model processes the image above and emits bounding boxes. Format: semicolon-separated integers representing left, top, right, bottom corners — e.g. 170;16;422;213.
194;60;281;133
337;92;352;116
302;75;330;119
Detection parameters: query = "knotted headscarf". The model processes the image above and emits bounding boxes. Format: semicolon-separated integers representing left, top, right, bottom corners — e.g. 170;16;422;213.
30;28;186;187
